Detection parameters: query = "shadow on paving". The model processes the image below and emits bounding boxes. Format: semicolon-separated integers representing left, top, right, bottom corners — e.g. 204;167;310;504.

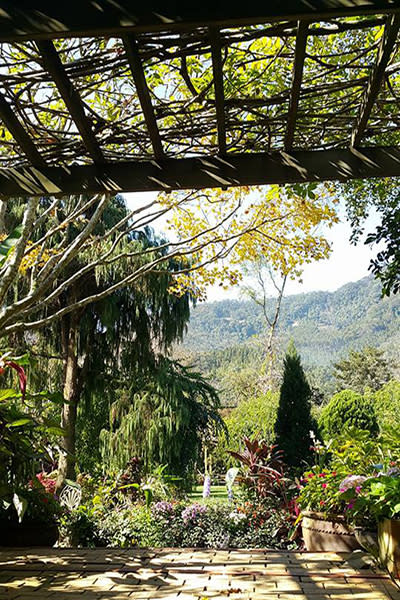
0;547;399;599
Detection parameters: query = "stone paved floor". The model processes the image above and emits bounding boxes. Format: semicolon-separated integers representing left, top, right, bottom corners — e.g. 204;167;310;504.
0;548;400;600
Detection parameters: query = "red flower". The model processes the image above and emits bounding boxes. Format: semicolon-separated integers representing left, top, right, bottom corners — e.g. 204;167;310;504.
319;500;325;506
318;473;326;478
321;483;327;489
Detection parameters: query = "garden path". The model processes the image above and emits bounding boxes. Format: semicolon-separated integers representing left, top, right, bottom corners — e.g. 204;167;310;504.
0;547;399;600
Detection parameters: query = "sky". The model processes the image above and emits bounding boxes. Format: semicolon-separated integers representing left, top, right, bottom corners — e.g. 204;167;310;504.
125;191;381;303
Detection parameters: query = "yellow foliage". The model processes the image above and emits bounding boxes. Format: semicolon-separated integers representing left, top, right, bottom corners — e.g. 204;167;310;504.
159;184;338;299
19;242;61;275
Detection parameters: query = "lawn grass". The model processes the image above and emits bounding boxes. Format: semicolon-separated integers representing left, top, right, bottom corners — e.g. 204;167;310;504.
188;484;229;503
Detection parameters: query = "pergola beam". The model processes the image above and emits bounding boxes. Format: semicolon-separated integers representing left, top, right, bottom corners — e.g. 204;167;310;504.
351;13;400;147
36;40;104;164
0;94;46;168
0;2;399;41
1;147;400;197
210;27;226;155
123;35;164;160
284;21;308;150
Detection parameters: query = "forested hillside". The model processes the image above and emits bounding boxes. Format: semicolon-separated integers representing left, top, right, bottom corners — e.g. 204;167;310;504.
181;276;400;367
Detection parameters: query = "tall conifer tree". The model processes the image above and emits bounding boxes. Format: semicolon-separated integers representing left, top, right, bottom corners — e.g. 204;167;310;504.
274;342;314;468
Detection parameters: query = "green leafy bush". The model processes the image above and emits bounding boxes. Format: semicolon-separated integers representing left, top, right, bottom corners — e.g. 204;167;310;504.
319;390;379;438
59;498;298;549
374;380;400;431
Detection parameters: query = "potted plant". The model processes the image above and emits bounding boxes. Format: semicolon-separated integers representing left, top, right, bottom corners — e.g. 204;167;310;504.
297;468;362;552
341;472;400;576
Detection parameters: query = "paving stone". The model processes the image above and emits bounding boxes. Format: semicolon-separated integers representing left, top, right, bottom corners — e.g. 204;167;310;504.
0;548;398;599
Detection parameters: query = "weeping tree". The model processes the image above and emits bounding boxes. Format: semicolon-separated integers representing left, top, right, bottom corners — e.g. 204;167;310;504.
3;196;192;483
100;358;223;481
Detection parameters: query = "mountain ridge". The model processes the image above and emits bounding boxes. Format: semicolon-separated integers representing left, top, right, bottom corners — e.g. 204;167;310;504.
181;276;400;367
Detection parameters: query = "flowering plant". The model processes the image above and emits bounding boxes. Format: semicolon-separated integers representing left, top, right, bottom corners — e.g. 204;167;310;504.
339;467;400;524
297;467;346;516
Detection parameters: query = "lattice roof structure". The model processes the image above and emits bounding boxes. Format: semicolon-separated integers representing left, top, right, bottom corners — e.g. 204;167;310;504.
0;1;400;196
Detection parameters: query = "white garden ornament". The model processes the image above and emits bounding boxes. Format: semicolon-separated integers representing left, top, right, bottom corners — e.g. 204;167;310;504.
59;484;82;511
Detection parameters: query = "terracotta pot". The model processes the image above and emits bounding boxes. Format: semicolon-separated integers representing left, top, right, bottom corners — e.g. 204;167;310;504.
302;511;361;552
378;518;400;578
0;521;58;547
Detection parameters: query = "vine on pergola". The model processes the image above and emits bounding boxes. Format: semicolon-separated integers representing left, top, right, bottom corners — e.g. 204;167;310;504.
0;6;399;194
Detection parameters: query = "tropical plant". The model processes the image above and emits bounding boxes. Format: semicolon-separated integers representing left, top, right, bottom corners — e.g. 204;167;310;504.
340;472;400;524
0;357;63;523
319;390;379;438
274;342;315;469
228;436;285;501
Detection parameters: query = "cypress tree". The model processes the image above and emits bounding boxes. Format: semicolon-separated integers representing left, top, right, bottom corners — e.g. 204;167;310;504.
274;342;315;468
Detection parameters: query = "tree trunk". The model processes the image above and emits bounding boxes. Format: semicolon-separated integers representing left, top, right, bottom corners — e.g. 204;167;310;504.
56;311;82;488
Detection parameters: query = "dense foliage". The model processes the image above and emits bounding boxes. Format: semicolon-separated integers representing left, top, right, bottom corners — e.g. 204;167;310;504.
100;358;223;480
374;380;400;431
333;346;392;393
319;390;379;438
274;344;315;469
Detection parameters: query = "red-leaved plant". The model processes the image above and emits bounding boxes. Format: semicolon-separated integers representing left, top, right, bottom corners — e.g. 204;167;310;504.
0;353;27;400
228;437;286;501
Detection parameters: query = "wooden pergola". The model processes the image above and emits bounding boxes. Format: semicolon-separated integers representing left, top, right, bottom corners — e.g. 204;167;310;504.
0;1;400;196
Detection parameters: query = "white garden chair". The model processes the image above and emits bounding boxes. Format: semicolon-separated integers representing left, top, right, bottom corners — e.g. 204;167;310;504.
59;483;82;511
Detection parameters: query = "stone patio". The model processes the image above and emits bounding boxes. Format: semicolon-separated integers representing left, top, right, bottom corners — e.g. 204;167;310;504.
0;548;400;600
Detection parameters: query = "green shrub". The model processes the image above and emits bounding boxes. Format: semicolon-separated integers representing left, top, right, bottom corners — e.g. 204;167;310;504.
319;390;379;438
59;499;298;549
374;380;400;431
212;392;279;473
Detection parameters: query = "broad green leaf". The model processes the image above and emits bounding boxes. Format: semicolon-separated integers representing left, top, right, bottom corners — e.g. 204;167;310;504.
0;225;23;266
7;418;33;428
0;389;18;401
143;488;153;508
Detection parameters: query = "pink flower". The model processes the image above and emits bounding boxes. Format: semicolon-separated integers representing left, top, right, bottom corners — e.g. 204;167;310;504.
321;483;327;489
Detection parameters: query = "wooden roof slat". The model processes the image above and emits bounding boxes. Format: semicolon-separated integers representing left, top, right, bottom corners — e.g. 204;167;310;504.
351;13;400;147
210;27;226;155
123;35;164;160
36;40;105;164
0;94;46;169
2;147;400;197
284;21;308;150
0;2;399;41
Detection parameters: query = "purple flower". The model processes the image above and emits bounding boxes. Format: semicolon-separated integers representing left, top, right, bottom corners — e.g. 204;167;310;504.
181;503;207;524
152;501;174;518
339;475;367;492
